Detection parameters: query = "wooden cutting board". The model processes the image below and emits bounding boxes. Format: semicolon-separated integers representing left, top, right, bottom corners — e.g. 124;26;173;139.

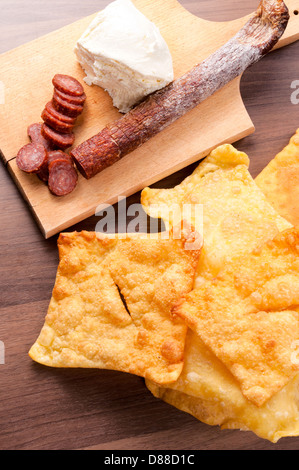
0;0;298;238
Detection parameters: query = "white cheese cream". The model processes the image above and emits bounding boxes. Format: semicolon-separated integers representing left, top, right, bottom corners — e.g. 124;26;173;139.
75;0;174;113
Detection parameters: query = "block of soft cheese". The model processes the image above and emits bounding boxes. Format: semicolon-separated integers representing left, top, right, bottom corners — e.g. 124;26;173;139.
75;0;174;113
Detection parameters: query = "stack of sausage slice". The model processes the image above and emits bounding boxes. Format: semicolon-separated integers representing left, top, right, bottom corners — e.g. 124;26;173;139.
41;74;86;150
16;74;86;197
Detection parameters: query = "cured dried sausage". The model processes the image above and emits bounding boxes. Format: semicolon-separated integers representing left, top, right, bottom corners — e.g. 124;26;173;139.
19;74;85;195
37;151;73;183
41;108;75;134
54;88;86;106
48;159;78;197
41;124;75;150
52;92;84;118
42;124;75;150
47;150;73;166
16;143;48;174
27;123;55;151
45;102;76;125
71;0;289;179
36;160;50;183
45;101;76;126
52;74;85;97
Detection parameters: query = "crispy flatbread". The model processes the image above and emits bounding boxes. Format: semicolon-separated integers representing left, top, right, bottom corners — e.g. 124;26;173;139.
255;129;299;227
29;228;201;384
174;228;299;407
141;144;299;440
146;330;299;443
142;144;291;278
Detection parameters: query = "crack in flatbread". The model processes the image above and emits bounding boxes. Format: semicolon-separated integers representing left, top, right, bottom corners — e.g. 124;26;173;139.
29;227;201;385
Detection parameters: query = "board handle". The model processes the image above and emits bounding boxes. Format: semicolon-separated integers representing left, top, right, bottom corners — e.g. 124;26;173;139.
275;0;299;48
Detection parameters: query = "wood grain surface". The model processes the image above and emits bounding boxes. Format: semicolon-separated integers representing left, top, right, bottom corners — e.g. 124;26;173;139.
0;0;299;451
0;0;260;239
5;0;299;239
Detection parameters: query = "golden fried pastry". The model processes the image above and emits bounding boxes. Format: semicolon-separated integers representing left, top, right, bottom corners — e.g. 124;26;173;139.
147;330;299;443
29;227;201;384
142;144;291;277
141;144;299;441
255;129;299;227
174;228;299;407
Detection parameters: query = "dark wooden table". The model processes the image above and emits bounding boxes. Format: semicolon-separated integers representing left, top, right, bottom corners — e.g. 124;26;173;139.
0;0;298;450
